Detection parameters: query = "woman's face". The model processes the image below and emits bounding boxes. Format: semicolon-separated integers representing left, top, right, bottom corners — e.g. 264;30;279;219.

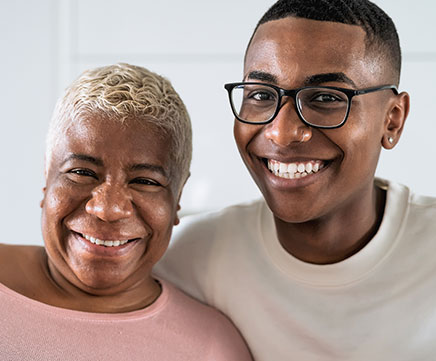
41;115;182;294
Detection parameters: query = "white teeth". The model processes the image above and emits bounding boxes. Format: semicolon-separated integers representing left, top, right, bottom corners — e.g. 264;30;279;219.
267;159;324;179
82;234;130;247
273;162;279;172
297;163;305;173
288;163;297;173
305;163;313;173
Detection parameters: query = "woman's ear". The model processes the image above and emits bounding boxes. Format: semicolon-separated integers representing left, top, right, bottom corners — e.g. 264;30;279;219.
40;187;47;208
174;204;181;226
382;91;410;149
173;172;190;226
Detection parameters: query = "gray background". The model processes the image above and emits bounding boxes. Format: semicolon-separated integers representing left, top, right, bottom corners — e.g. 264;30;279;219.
1;0;435;246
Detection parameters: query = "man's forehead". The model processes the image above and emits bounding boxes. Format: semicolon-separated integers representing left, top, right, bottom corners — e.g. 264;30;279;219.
244;17;379;87
251;17;366;46
247;17;367;62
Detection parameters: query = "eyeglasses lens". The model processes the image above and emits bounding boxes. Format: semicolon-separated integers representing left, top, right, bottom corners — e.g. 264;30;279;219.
231;85;350;127
231;84;277;123
297;88;349;127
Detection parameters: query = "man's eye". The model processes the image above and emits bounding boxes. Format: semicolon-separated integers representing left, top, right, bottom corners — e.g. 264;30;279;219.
249;90;276;101
312;93;345;103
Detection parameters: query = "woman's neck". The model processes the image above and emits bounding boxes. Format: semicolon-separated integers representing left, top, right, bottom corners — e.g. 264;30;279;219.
39;254;162;313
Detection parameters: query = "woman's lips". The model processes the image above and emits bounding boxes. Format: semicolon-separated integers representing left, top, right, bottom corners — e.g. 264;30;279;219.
82;233;133;247
73;231;141;250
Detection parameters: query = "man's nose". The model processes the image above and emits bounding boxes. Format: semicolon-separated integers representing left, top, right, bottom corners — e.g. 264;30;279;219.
264;101;312;146
85;182;133;222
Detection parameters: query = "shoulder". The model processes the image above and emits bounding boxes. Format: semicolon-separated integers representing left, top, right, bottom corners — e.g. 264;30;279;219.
408;191;436;208
154;199;265;299
382;178;436;215
407;190;436;228
0;244;46;291
380;179;436;244
162;280;252;360
0;243;42;269
172;198;265;244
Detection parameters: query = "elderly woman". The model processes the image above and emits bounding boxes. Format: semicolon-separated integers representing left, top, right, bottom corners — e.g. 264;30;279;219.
0;63;252;360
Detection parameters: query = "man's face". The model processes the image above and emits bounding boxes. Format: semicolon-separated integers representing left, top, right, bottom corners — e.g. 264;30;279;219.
41;116;181;294
234;17;398;223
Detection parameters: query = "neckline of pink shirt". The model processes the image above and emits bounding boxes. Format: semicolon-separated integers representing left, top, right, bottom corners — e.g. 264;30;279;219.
0;276;170;321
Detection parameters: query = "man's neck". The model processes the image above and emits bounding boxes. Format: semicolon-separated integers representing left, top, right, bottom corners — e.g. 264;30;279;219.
274;184;386;265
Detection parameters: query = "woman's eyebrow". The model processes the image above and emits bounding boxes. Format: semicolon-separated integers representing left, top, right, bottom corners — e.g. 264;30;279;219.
130;163;168;178
61;153;104;167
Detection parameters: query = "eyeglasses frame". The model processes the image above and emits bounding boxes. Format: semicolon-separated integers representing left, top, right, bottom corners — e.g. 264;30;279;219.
224;82;399;129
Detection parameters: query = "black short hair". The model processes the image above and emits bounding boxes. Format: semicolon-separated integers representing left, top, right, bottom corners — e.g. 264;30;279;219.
247;0;401;84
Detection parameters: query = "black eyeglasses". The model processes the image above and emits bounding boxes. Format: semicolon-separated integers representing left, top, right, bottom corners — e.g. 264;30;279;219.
224;82;398;129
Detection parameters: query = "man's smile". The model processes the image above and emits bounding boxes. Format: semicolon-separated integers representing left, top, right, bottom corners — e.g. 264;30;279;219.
266;159;326;179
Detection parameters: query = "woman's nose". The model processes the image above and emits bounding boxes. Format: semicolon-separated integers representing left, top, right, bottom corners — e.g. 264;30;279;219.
264;101;312;146
85;183;133;222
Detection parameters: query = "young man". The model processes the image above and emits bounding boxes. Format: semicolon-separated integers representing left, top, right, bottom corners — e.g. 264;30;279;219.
156;1;436;360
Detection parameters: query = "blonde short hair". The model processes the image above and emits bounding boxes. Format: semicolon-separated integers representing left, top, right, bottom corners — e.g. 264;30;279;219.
46;63;192;183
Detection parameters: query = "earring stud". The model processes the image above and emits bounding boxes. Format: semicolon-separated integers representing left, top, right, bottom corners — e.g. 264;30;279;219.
388;136;394;144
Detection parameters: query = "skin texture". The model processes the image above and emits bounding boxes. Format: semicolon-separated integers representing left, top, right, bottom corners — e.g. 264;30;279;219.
234;17;409;264
0;116;184;313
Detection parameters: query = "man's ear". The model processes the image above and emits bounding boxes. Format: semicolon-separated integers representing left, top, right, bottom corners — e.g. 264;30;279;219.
40;187;47;208
382;91;410;149
173;172;190;226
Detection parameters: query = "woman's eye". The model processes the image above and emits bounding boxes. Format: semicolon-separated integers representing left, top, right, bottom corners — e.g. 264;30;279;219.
69;169;97;178
65;168;98;185
130;178;161;187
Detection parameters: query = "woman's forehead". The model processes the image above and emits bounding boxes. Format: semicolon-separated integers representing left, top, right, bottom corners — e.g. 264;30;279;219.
50;116;174;169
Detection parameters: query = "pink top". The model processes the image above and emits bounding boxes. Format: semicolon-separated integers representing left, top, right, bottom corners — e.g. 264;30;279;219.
0;278;252;361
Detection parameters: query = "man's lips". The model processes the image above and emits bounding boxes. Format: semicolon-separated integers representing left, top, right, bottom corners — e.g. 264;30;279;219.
265;158;327;179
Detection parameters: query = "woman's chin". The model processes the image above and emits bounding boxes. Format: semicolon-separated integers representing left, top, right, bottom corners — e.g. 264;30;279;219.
73;271;129;294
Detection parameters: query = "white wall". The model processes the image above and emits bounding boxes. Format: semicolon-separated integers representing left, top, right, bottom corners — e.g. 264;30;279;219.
1;0;435;246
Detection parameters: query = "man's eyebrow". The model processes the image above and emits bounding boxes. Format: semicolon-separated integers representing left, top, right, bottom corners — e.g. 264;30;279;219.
62;154;104;167
246;71;278;84
304;73;357;87
130;163;168;178
246;71;357;88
